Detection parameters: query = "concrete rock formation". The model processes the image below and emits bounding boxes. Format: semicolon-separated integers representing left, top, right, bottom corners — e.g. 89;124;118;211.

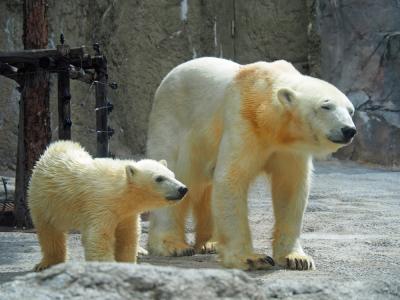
0;262;266;300
1;261;399;299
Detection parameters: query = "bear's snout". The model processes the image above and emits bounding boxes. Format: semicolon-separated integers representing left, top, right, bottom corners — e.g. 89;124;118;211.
341;126;357;142
178;186;188;197
166;185;188;201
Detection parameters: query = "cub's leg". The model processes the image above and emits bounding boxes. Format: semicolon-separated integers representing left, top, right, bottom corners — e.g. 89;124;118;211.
211;136;274;270
148;199;193;256
33;223;67;271
267;152;315;270
194;184;217;254
82;223;116;262
115;214;139;263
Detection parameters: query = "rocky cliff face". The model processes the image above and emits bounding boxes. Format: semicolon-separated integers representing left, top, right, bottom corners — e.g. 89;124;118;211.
0;0;398;172
0;0;309;173
313;0;400;167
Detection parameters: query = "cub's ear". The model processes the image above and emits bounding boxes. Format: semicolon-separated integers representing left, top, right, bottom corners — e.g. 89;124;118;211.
277;87;297;106
126;164;138;182
159;159;168;167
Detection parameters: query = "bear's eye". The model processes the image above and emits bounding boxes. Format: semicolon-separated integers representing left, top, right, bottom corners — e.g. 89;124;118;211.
155;176;165;183
321;104;332;110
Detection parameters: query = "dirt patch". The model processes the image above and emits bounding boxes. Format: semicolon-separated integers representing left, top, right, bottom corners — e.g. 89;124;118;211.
1;161;399;298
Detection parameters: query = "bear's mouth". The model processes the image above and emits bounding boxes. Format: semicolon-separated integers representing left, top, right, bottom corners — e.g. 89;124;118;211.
327;136;353;145
165;195;184;201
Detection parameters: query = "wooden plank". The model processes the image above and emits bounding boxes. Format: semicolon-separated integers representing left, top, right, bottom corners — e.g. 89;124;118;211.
0;47;85;65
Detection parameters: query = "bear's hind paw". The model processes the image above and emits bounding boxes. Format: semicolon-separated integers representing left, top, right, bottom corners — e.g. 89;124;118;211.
195;241;217;254
245;255;275;271
162;240;195;257
221;253;275;271
172;247;195;257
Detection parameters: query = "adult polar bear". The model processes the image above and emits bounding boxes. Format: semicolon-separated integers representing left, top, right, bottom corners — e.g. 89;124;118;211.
147;57;356;270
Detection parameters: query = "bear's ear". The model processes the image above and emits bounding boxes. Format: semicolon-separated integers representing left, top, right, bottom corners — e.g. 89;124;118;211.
159;159;168;167
277;88;297;106
125;164;138;182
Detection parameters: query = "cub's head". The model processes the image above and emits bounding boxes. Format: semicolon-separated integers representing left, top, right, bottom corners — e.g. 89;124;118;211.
276;76;356;154
125;159;187;206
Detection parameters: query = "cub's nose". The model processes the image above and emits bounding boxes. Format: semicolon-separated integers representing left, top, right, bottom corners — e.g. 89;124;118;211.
341;126;357;140
178;186;188;197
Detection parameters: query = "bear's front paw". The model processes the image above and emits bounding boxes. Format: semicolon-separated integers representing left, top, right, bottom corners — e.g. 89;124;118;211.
195;241;217;254
277;253;315;270
221;253;275;271
33;261;54;272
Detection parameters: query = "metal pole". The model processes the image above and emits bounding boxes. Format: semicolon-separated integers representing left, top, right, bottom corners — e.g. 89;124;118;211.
94;43;109;157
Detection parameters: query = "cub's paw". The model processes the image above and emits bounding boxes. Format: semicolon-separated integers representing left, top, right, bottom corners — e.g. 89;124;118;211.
222;253;275;271
195;241;217;254
278;253;315;270
162;240;195;257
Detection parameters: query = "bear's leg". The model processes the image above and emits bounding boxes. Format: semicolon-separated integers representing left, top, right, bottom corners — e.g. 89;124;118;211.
268;152;315;270
211;141;274;270
148;198;194;256
115;215;139;263
33;223;67;271
194;184;217;254
82;225;116;261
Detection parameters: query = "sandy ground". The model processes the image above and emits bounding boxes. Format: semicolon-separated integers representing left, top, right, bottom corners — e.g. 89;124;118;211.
1;161;399;297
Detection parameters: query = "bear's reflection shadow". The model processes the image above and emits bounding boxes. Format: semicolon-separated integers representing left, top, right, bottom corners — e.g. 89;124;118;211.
138;253;280;275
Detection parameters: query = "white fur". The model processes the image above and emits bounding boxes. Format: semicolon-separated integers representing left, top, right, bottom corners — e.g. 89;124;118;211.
146;57;355;270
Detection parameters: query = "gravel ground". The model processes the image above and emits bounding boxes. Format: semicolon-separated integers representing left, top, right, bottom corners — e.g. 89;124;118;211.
1;161;399;298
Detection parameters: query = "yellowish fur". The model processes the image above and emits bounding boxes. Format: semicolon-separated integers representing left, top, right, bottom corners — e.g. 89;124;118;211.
28;140;181;271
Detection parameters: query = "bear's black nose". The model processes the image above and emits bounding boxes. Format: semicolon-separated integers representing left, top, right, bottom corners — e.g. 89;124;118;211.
341;126;357;141
178;186;188;197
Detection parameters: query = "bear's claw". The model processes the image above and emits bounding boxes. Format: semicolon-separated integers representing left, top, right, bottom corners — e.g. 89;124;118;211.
245;255;275;271
154;239;196;257
196;241;217;254
172;247;195;257
262;255;275;266
33;262;51;272
284;254;315;270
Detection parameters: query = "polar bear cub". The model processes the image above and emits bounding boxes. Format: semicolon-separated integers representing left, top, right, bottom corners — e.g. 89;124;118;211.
28;140;187;271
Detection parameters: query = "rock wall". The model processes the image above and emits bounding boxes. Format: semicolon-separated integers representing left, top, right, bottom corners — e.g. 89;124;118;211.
0;1;21;175
0;0;309;174
313;0;400;167
0;0;398;173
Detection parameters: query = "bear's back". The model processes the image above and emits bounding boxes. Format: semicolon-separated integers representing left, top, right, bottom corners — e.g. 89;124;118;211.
30;141;95;206
34;141;93;174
